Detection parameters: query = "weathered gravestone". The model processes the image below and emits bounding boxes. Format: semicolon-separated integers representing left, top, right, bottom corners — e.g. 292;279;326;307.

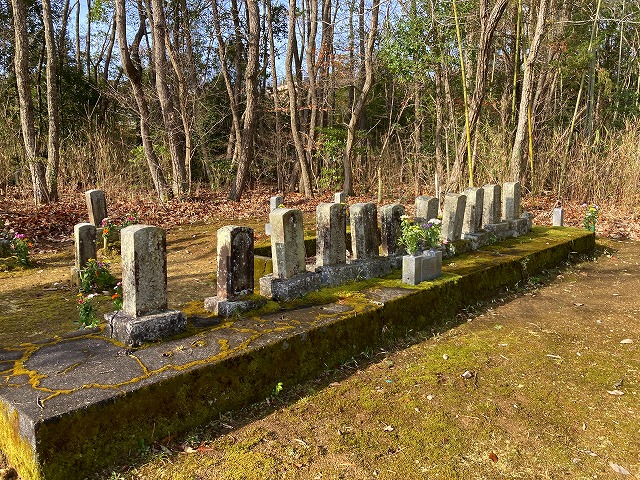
105;225;186;346
440;193;466;242
265;195;284;236
380;204;405;256
71;222;97;286
502;182;522;221
415;196;439;224
85;189;107;228
205;226;262;316
316;202;347;267
350;203;380;260
462;187;484;234
260;208;321;300
482;184;501;226
334;191;346;204
553;207;564;227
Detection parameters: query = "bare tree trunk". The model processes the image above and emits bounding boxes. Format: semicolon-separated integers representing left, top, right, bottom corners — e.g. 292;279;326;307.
228;0;261;200
116;0;171;202
343;0;380;196
148;0;188;197
267;0;285;191
212;0;243;166
42;0;60;201
11;0;50;205
286;0;313;197
447;0;508;190
510;0;548;183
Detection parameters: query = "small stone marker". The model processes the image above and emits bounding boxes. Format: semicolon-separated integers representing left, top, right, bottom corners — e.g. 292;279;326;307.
316;202;347;267
270;208;306;279
106;225;185;346
553;207;564;227
270;195;284;211
205;226;262;316
415;196;439;224
71;222;97;286
482;184;502;226
350;203;380;260
265;195;284;236
440;193;467;242
85;189;107;228
334;191;346;204
502;182;521;221
380;204;405;256
462;187;484;234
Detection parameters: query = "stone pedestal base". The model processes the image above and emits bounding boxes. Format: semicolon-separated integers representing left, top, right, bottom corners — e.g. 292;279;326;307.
204;296;266;316
259;271;322;301
463;231;492;250
508;217;530;236
105;310;186;347
484;221;510;238
402;250;442;285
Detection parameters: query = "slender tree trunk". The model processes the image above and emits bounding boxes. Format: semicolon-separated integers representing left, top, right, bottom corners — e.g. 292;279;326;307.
510;0;548;183
228;0;261;200
11;0;50;205
286;0;313;197
267;0;284;190
149;0;188;197
42;0;61;201
343;0;380;196
116;0;170;202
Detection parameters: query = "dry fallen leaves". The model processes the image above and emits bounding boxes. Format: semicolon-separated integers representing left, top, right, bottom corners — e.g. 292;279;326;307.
609;462;631;475
488;451;498;462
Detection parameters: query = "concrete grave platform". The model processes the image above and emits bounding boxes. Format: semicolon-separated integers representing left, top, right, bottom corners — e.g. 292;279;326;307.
0;227;595;480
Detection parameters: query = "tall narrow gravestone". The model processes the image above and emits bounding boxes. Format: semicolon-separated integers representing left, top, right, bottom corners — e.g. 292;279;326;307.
482;184;501;226
316;203;347;267
415;196;439;224
350;203;380;260
380;204;405;256
462;187;484;234
205;226;262;316
440;193;466;242
334;191;346;204
502;182;522;221
260;209;321;300
106;225;185;346
271;208;306;278
71;223;97;286
85;189;107;228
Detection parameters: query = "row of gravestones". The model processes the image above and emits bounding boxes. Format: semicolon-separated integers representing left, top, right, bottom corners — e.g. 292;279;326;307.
73;183;532;346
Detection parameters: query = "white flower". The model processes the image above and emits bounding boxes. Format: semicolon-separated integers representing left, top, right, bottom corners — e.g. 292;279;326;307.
86;293;98;299
429;218;441;225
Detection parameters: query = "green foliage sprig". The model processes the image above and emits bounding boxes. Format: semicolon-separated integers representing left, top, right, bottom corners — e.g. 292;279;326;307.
399;216;442;255
79;259;117;293
582;204;599;232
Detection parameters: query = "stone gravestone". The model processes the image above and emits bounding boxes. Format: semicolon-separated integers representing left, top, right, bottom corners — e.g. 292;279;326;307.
205;226;262;316
316;203;347;267
350;203;380;260
265;195;284;236
106;225;186;346
502;182;522;221
415;196;439;224
71;223;97;286
334;191;346;204
85;189;107;228
440;193;466;242
260;209;321;300
482;184;501;226
462;187;484;234
380;204;405;256
553;207;564;226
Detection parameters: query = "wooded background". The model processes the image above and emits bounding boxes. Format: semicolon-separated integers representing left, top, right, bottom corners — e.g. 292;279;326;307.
1;0;639;205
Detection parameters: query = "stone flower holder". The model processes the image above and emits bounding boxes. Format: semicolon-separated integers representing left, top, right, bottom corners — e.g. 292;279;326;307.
402;249;443;285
